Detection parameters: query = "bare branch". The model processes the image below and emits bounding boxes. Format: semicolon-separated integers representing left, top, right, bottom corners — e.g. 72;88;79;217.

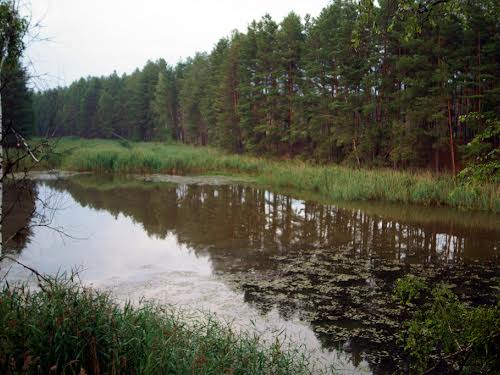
8;124;40;162
0;254;51;287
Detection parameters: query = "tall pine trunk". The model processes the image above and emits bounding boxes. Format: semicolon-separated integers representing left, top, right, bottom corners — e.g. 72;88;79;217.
447;97;456;176
476;30;481;112
0;76;3;256
0;39;8;257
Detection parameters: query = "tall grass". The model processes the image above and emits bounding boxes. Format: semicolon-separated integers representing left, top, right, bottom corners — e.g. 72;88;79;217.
46;138;263;175
33;138;500;212
0;277;312;375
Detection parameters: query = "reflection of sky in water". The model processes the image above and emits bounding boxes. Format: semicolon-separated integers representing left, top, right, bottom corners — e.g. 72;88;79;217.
2;183;369;375
7;188;212;284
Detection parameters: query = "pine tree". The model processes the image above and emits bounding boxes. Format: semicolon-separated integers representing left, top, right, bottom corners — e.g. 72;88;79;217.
277;12;305;156
97;90;115;138
179;53;210;145
151;62;171;141
214;33;243;152
79;78;101;138
1;60;33;143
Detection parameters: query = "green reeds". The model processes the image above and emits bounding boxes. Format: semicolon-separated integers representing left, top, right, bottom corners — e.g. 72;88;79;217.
0;277;311;375
30;138;500;212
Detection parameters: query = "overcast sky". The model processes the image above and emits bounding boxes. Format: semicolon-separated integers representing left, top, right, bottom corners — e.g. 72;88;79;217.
25;0;329;89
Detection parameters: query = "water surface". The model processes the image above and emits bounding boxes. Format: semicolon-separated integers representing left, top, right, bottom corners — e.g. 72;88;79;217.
2;175;499;374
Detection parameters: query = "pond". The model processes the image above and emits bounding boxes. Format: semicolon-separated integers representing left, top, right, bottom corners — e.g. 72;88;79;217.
2;174;499;374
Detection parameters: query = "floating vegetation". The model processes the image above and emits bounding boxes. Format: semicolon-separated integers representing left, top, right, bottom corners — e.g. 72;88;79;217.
219;248;499;373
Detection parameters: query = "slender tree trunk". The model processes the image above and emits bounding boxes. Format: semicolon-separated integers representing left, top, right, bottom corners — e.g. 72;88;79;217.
168;104;175;138
353;138;361;168
437;32;456;176
178;107;185;143
476;30;481;112
353;110;361;167
447;97;456;176
0;77;3;256
435;148;439;174
0;48;8;257
288;61;293;156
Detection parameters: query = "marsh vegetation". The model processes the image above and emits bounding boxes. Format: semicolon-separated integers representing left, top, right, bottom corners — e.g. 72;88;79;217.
28;138;500;212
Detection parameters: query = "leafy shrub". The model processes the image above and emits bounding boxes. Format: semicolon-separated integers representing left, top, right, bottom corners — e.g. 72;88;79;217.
395;280;499;374
394;275;427;305
458;112;500;184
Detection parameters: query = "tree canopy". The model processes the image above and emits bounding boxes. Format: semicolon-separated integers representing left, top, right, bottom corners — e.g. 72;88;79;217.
33;0;499;171
1;0;34;143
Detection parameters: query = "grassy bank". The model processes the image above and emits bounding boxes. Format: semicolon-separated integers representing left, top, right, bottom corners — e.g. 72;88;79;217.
0;277;311;375
31;138;500;212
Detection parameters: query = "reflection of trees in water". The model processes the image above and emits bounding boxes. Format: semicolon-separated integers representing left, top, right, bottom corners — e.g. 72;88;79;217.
46;177;499;374
3;180;37;253
47;177;499;266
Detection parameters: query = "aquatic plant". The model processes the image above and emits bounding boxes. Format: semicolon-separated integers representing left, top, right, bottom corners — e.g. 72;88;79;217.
393;275;427;306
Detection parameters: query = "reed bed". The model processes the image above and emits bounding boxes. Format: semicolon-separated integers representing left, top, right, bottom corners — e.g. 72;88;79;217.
32;138;500;212
0;277;312;375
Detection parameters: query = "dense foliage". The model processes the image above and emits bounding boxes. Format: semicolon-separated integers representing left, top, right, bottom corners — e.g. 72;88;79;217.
0;277;311;375
394;275;499;374
32;0;499;171
0;0;34;143
1;60;34;142
458;112;500;183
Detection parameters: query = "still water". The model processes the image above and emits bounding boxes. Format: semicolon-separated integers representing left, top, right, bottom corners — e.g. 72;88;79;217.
2;174;499;374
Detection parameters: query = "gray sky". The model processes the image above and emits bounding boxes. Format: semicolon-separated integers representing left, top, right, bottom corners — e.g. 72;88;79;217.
26;0;329;89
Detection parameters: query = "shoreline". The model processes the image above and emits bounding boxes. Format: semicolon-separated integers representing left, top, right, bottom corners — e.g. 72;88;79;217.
21;138;500;213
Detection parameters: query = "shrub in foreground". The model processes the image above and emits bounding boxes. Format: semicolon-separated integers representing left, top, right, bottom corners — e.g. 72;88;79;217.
394;276;500;374
0;278;311;375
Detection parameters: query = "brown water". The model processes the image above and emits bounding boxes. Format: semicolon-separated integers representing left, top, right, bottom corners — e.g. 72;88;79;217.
2;174;499;374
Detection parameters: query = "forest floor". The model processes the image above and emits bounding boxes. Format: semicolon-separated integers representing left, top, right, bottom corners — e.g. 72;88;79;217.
26;137;500;212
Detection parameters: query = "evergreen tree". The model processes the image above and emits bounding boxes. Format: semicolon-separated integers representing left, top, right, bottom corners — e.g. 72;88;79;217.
277;12;305;156
214;33;243;152
151;62;171;140
80;77;101;138
31;0;499;174
1;61;33;143
97;90;115;138
179;53;210;145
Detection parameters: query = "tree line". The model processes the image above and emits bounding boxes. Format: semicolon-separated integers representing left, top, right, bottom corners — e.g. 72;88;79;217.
32;0;499;171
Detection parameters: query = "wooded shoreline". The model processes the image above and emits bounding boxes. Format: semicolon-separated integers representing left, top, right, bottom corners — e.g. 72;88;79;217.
29;1;498;175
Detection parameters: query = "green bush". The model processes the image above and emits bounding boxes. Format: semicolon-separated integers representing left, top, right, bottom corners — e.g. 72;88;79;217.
394;275;427;306
395;277;499;374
